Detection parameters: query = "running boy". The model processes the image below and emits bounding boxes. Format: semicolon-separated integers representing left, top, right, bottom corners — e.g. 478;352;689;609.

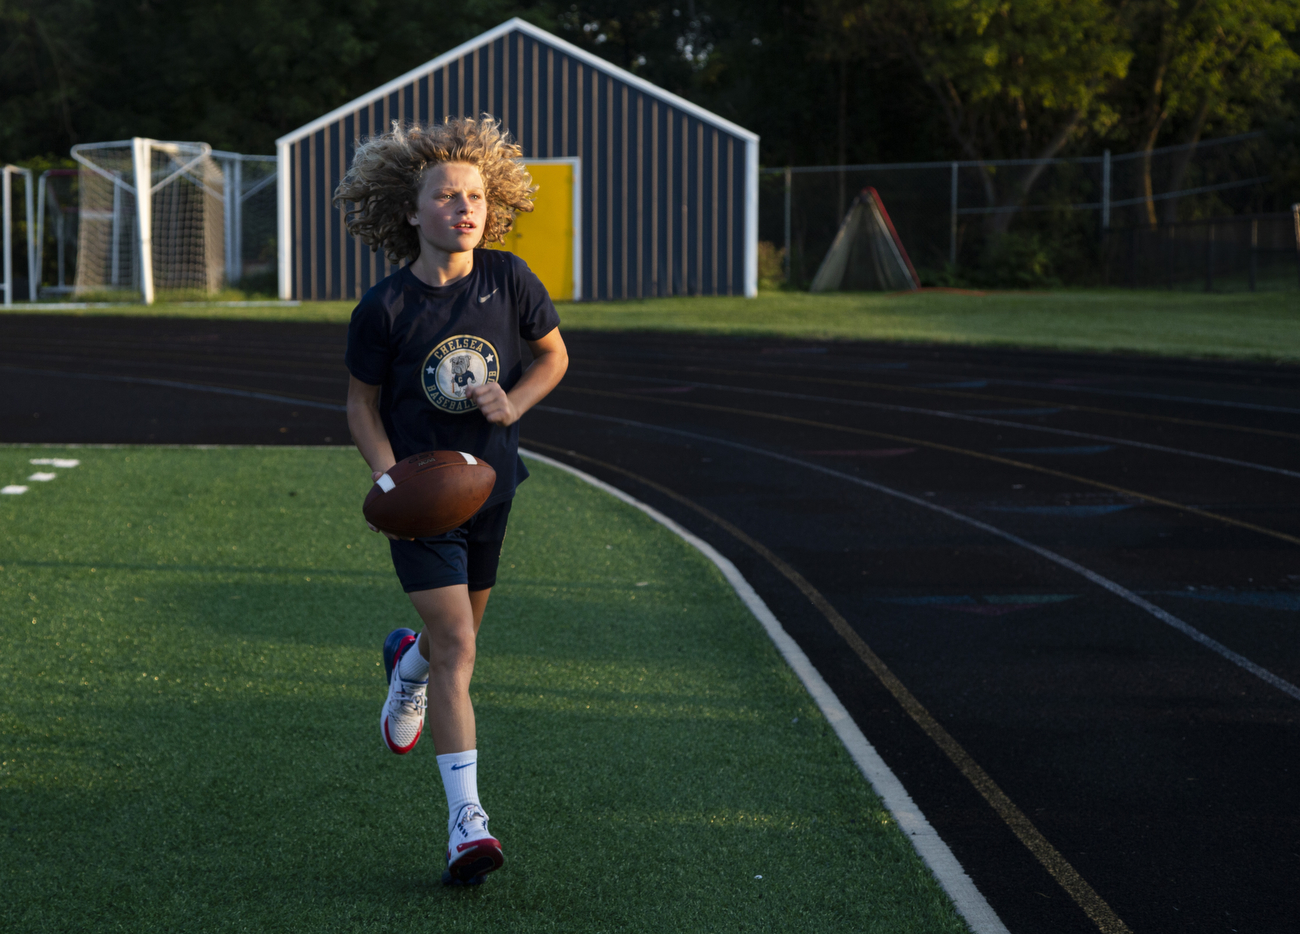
336;118;568;885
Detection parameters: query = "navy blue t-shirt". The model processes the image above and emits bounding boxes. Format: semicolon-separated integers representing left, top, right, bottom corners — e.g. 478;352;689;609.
345;249;561;507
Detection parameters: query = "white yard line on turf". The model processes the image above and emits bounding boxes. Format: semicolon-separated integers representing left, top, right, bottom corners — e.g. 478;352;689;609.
521;448;1011;934
535;407;1300;705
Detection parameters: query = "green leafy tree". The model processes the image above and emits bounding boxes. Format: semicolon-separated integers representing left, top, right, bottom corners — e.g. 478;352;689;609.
835;0;1131;234
0;0;95;160
1118;0;1300;225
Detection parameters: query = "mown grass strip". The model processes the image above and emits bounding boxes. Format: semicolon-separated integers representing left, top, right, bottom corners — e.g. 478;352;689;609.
0;446;966;933
4;288;1298;361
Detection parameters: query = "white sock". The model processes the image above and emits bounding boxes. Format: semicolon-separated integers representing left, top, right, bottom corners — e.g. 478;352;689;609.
397;635;429;682
437;750;480;834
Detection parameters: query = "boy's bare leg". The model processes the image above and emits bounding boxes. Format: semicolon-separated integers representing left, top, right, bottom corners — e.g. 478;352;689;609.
409;584;492;754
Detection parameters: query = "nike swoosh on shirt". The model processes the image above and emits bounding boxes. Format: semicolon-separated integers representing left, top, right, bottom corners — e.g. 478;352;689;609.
478;289;498;303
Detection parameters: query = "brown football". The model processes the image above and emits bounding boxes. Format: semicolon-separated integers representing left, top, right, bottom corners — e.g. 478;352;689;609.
362;451;496;538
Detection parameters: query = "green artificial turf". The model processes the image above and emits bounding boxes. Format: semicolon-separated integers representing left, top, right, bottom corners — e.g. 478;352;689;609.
7;288;1298;361
0;445;966;933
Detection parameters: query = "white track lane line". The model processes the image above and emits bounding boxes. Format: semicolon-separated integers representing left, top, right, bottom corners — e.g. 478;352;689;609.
0;366;348;412
520;448;1011;934
576;371;1300;480
981;377;1300;415
535;405;1300;704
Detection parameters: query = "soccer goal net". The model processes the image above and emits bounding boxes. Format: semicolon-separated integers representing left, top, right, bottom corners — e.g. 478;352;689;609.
809;187;920;292
71;139;226;302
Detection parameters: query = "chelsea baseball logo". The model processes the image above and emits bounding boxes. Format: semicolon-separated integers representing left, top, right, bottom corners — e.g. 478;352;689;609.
421;335;501;414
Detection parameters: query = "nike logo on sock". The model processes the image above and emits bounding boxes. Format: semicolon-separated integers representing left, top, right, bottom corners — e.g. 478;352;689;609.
478;289;498;303
451;761;475;770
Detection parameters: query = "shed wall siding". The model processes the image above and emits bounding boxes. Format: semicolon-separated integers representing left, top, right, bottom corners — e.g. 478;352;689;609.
286;29;750;301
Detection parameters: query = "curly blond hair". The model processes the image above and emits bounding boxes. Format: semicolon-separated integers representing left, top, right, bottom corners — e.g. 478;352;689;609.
333;117;535;264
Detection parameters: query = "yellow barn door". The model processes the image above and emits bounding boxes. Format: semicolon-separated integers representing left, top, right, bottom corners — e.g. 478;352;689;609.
497;159;580;300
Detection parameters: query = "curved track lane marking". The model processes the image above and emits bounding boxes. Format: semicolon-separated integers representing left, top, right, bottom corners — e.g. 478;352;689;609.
534;405;1300;703
0;357;346;384
575;371;1300;480
652;365;1300;442
0;366;348;412
520;448;1011;934
524;439;1131;934
983;377;1300;415
557;386;1300;548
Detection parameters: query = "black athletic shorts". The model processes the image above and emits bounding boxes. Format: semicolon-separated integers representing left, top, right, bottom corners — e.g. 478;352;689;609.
388;500;512;594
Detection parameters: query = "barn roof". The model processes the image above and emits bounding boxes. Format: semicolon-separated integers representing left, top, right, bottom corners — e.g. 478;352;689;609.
276;17;758;146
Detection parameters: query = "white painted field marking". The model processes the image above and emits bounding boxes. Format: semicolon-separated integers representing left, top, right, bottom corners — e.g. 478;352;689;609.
1;485;28;495
521;448;1011;934
29;458;80;468
536;405;1300;704
27;472;56;482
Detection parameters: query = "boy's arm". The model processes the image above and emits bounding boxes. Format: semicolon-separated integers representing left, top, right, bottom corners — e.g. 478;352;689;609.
347;376;410;540
347;375;398;476
467;327;569;427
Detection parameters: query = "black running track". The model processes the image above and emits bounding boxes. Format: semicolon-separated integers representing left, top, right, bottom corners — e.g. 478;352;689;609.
3;314;1298;934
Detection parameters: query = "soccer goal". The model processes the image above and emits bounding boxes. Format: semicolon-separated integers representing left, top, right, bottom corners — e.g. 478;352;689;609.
211;151;278;289
2;164;37;305
71;139;227;303
810;187;920;292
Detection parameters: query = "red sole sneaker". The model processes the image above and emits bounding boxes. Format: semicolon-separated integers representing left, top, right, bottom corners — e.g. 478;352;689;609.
442;837;504;885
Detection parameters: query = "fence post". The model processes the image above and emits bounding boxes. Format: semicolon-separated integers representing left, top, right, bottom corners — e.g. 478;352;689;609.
24;169;35;300
1166;225;1174;290
1249;219;1258;292
1101;149;1111;237
1293;203;1299;289
783;166;791;284
1129;227;1137;287
949;161;958;267
57;211;65;290
1206;223;1215;293
2;167;10;306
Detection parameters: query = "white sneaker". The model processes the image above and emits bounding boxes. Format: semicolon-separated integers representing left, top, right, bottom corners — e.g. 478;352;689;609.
443;803;504;885
380;629;426;754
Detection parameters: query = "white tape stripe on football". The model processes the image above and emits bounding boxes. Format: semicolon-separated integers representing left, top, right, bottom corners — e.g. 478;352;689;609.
376;473;396;493
460;452;478;465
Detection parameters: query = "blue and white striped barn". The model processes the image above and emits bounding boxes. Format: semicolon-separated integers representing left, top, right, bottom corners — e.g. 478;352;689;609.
275;18;759;301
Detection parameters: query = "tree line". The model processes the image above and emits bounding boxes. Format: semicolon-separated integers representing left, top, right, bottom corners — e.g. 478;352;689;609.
3;0;1297;233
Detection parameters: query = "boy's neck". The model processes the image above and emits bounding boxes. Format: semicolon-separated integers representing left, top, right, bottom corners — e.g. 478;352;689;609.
408;246;475;287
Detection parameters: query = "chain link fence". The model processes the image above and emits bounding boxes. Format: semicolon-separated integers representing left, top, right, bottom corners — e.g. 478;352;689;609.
762;132;1299;291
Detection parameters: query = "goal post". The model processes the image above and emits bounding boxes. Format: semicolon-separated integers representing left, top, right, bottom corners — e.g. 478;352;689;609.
72;138;227;304
2;164;37;306
131;138;155;303
211;151;278;289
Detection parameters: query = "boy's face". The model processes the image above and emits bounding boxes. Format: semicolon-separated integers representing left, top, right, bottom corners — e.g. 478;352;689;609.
408;162;488;255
